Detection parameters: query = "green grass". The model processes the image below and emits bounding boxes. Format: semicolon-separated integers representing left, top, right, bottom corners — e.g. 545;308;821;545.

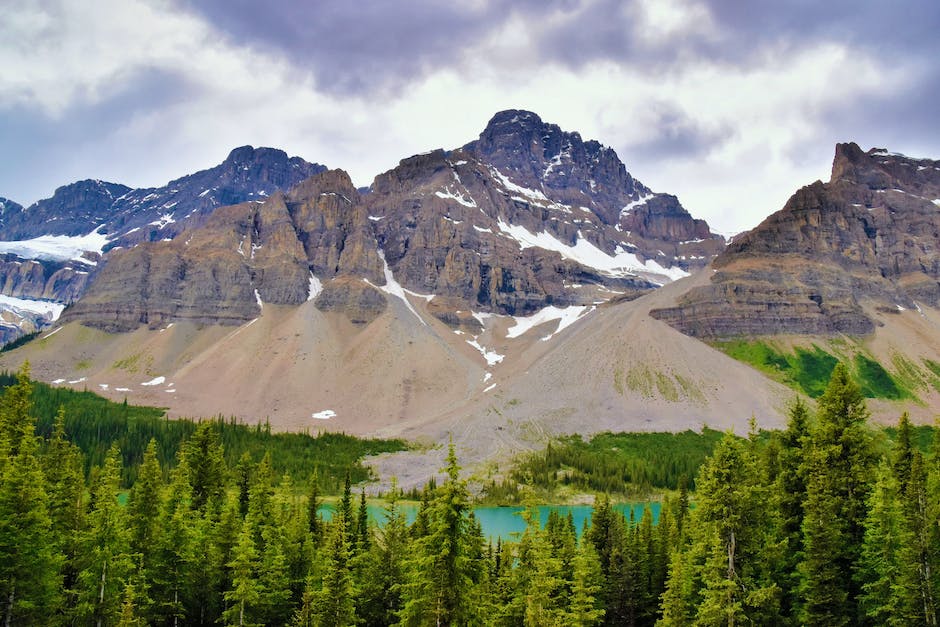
714;340;838;397
713;340;910;400
854;354;904;399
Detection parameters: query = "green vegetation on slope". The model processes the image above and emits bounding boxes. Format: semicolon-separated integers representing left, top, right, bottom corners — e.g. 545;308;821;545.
486;420;936;504
713;340;913;399
483;428;726;502
0;371;407;492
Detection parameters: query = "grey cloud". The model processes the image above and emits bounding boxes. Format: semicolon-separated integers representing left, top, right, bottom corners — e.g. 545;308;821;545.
620;104;733;163
0;69;199;204
177;0;559;96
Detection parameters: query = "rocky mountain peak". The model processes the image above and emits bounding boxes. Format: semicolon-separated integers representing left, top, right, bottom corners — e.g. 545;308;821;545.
0;198;24;232
0;179;131;239
653;142;940;338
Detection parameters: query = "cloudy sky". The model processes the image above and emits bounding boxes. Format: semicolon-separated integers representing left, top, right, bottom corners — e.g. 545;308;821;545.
2;0;938;233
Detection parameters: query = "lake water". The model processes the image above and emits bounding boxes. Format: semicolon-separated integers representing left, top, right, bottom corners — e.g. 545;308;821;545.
320;502;661;541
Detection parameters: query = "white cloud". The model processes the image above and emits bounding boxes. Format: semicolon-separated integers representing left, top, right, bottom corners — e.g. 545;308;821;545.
0;0;925;233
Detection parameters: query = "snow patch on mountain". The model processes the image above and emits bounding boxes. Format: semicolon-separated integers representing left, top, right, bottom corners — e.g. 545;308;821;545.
490;167;551;203
308;272;323;301
435;188;477;208
0;294;66;321
496;219;689;283
0;227;109;264
367;250;426;324
466;338;504;366
506;305;593;341
620;193;654;217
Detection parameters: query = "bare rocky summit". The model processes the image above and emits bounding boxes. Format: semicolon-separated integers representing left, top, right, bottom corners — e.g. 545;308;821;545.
57;111;727;332
651;143;940;337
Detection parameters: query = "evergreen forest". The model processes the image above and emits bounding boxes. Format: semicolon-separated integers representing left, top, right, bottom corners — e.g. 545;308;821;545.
1;362;938;625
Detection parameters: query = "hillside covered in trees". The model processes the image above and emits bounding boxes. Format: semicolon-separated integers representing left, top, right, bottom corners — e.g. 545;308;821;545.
0;363;938;625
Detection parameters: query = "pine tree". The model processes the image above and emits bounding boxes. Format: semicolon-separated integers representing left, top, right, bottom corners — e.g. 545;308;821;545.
356;488;370;553
256;524;293;625
356;479;409;626
895;451;938;625
799;363;875;625
399;441;484;626
74;445;134;626
315;523;356;626
516;505;565;626
774;397;811;621
41;406;85;609
339;471;354;540
307;469;322;545
116;582;144;627
290;576;316;627
127;438;162;563
223;523;262;627
184;422;228;511
893;412;914;492
0;367;63;625
668;432;780;626
149;462;196;626
857;461;905;624
567;540;605;626
235;452;253;518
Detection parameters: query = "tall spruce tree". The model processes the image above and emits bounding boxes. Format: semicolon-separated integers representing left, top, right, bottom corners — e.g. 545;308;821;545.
775;398;811;622
661;432;780;626
399;441;484;626
75;445;134;626
857;461;905;624
357;479;409;626
315;523;356;626
0;366;63;625
799;363;875;625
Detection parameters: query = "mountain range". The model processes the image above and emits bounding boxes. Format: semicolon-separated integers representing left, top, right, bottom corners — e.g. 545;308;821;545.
1;110;937;483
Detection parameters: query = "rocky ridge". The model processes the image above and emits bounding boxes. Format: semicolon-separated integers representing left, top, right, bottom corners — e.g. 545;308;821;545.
0;148;326;339
63;111;726;331
651;143;940;337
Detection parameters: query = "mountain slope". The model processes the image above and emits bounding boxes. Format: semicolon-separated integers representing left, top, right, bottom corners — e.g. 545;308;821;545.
652;143;940;337
59;111;726;333
0;147;325;340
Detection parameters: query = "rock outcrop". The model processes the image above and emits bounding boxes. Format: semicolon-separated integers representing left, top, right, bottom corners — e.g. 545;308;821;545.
25;111;729;334
0;147;325;340
0;147;326;245
651;143;940;337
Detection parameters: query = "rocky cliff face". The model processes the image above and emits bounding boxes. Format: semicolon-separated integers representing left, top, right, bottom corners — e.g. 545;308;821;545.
63;170;392;330
24;111;728;335
651;143;940;337
0;147;325;340
0;147;326;245
463;110;724;267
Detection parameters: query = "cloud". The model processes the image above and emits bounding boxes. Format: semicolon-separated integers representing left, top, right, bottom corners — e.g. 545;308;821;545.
0;0;938;235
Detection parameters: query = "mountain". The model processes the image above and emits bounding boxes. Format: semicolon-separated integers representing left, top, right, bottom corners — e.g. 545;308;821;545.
0;147;326;339
2;136;939;486
651;143;940;337
60;110;726;333
0;146;326;244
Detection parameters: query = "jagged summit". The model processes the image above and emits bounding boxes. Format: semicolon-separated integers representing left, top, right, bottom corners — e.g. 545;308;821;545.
652;143;940;338
0;146;326;245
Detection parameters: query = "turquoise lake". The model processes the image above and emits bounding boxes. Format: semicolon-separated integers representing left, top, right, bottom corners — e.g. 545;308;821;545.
320;502;661;541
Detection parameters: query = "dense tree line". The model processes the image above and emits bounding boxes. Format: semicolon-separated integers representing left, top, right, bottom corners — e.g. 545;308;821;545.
485;430;726;501
0;371;406;491
0;363;938;625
